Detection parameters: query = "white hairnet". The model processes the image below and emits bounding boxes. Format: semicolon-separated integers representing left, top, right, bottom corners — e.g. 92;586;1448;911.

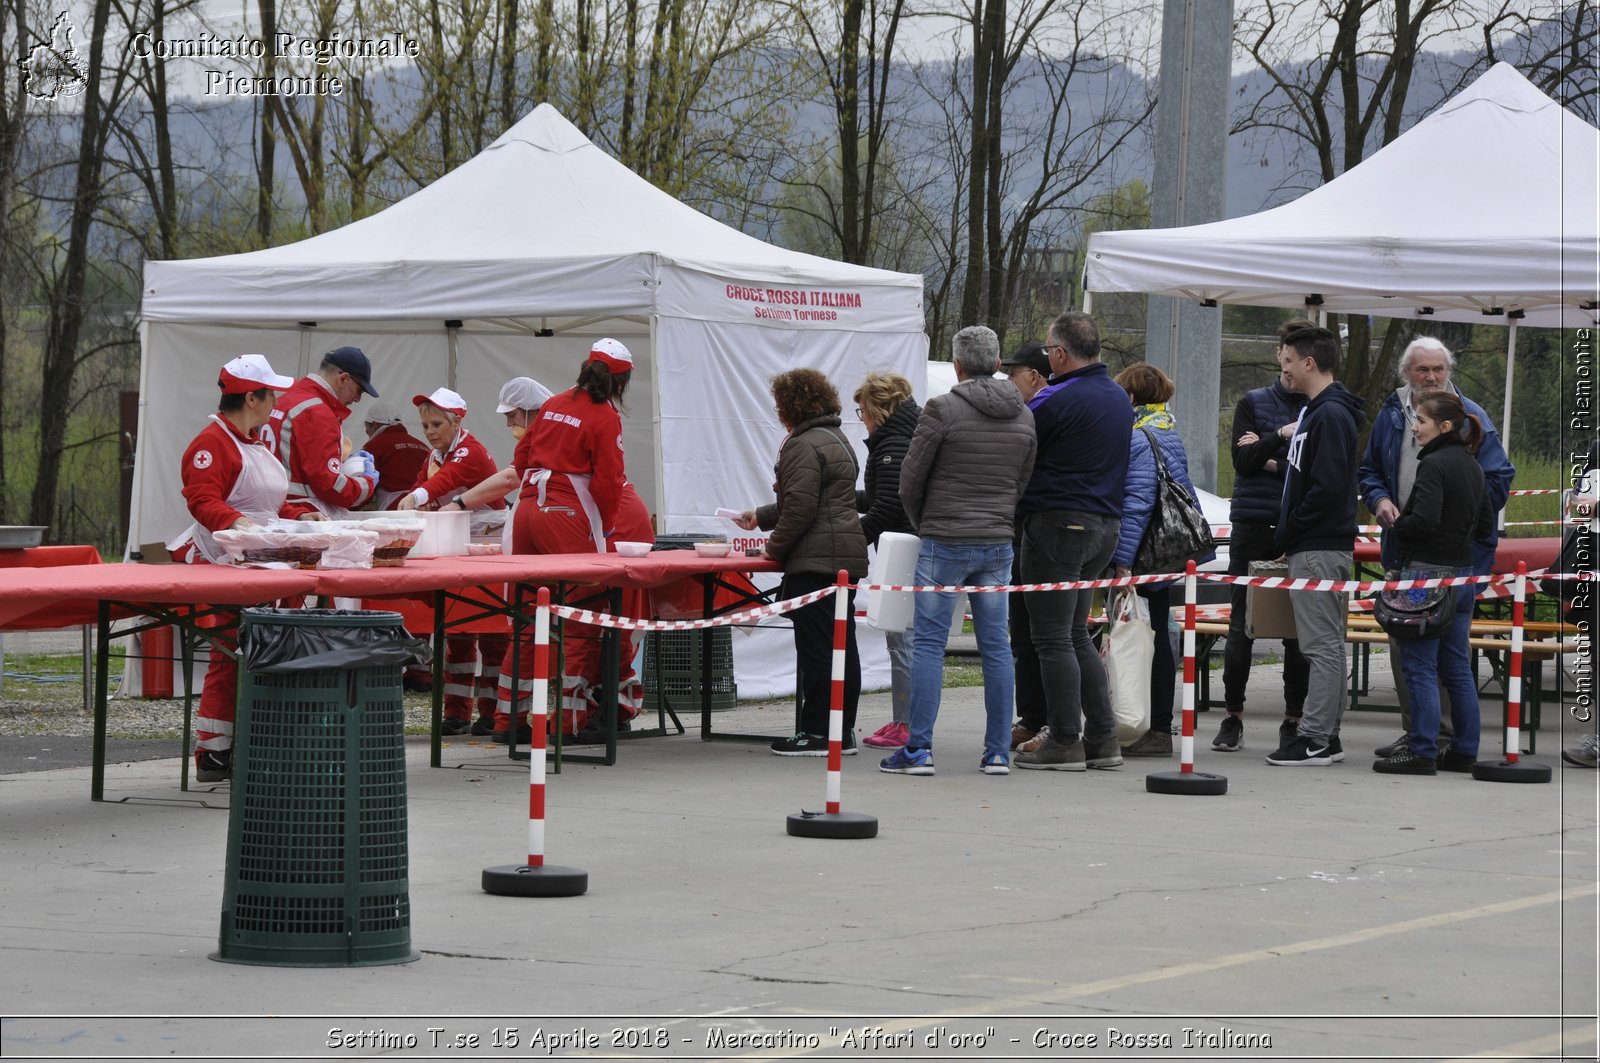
496;376;554;414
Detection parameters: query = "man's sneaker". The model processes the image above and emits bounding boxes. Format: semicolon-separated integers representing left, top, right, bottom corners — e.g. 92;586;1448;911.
1084;733;1124;769
1279;717;1301;745
195;749;232;783
1010;721;1041;752
1266;734;1335;766
441;717;471;736
864;721;909;749
1015;735;1086;771
1120;728;1172;758
771;732;857;756
1212;714;1244;752
980;752;1010;775
1017;726;1050;755
1373;745;1437;775
880;746;935;775
470;716;496;736
1562;732;1600;768
1374;733;1410;758
1437;749;1479;773
1326;734;1346;763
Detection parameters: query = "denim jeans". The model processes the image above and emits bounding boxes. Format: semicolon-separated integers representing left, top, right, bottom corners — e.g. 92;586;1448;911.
907;538;1014;757
1396;576;1480;759
884;629;912;724
1015;510;1119;742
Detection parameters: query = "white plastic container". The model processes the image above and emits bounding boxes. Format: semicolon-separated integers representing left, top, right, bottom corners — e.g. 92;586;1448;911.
411;509;469;557
865;531;919;632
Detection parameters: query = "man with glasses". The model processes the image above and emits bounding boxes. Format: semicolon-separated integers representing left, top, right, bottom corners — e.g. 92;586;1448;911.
1012;312;1133;771
1358;336;1514;759
270;345;382;519
999;340;1052;749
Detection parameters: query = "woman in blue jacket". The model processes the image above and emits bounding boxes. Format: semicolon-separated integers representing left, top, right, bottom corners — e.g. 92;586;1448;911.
1111;364;1213;757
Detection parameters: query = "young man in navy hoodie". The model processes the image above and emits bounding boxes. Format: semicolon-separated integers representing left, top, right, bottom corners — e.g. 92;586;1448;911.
1268;326;1366;766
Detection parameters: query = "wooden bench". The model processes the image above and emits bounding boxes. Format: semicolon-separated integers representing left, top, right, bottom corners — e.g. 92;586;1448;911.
1189;612;1582;753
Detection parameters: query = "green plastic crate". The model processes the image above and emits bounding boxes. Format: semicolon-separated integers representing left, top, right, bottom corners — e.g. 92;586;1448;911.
213;610;417;967
642;628;736;714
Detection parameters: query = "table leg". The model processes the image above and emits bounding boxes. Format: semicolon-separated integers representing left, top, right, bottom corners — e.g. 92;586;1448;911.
180;608;196;792
430;590;445;769
700;576;715;741
91;600;110;803
597;588;621;766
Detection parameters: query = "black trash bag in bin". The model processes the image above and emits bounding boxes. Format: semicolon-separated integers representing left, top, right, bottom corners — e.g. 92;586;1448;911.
240;608;432;673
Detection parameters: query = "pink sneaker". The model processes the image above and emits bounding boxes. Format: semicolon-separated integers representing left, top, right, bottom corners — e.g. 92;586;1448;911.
864;721;909;748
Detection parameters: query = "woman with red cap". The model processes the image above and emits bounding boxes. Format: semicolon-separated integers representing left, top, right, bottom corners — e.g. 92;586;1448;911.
166;354;298;783
398;387;508;735
493;339;653;743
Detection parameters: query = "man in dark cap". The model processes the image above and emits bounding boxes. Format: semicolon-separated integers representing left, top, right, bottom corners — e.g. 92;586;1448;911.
268;346;381;518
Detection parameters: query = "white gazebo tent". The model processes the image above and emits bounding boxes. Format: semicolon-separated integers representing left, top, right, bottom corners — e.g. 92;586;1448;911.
1085;62;1600;447
134;104;928;697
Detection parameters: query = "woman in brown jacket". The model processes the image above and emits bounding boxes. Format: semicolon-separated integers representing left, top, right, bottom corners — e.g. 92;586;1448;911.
736;369;869;755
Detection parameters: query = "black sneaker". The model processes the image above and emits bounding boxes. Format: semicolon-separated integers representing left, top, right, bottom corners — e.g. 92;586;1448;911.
1265;734;1335;766
771;732;857;756
1326;734;1345;763
1436;749;1478;773
441;717;471;736
195;749;232;783
1373;745;1436;775
1279;718;1300;745
470;717;496;736
491;725;533;745
1374;733;1410;758
1212;714;1244;752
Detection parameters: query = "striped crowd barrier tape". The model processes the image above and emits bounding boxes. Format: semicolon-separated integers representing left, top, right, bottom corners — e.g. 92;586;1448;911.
548;585;837;631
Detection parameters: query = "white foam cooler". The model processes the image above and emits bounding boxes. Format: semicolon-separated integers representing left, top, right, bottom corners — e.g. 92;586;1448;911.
865;531;919;632
411;509;469;557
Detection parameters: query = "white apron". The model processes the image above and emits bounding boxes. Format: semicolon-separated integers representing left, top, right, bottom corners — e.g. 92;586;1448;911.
522;468;607;552
166;416;290;563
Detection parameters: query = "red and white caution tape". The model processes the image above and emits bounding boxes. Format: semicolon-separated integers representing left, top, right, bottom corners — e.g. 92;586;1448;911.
547;585;836;630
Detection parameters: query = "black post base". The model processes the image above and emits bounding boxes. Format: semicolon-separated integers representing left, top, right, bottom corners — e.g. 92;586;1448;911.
1146;770;1228;796
786;810;879;839
1471;759;1552;784
481;863;589;896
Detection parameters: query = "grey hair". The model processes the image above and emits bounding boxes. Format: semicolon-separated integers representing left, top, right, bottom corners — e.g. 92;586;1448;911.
1049;311;1101;363
951;325;1001;377
1398;336;1456;382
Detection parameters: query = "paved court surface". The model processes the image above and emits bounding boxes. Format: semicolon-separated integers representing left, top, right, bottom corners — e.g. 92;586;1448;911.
2;675;1596;1060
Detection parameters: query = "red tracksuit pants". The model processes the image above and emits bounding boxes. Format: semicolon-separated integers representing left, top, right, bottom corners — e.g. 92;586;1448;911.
444;634;510;721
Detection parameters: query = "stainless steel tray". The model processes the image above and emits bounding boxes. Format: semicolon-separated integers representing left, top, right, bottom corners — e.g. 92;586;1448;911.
0;526;47;549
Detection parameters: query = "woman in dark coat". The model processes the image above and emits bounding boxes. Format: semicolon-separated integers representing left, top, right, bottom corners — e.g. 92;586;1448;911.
735;369;869;755
853;372;921;748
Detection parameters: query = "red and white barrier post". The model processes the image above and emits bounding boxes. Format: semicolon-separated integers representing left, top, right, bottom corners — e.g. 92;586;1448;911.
1147;561;1227;795
788;571;879;838
1473;562;1551;783
483;586;592;893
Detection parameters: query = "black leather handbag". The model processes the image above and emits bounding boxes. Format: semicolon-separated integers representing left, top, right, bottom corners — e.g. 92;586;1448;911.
1373;565;1456;640
1132;428;1215;576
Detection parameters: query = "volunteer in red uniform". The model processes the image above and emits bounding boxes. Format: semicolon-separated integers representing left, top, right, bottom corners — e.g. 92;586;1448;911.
362;402;430;510
166;354;298;783
397;387;510;733
492;341;653;743
269;345;380;519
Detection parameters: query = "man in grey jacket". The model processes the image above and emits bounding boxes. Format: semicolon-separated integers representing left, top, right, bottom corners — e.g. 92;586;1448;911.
880;325;1038;777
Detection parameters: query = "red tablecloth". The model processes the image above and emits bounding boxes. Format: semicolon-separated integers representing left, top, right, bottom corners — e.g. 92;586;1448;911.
313;552;779;598
0;544;102;568
1352;536;1560;574
0;564;319;631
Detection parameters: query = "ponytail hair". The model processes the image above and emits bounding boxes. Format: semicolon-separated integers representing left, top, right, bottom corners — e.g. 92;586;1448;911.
573;360;631;411
1415;391;1484;454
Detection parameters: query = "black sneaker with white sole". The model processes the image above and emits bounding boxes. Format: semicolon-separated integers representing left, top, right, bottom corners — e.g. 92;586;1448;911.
1212;714;1243;751
195;749;232;783
1265;734;1336;766
771;732;857;757
1326;734;1345;762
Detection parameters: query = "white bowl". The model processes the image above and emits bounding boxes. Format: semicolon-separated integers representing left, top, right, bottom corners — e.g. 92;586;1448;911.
614;541;653;558
693;541;732;557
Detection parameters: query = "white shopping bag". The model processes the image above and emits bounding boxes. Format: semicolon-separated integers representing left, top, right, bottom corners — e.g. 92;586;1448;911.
1103;590;1155;742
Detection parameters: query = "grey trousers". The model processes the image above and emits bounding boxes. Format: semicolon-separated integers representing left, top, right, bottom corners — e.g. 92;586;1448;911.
1287;550;1352;741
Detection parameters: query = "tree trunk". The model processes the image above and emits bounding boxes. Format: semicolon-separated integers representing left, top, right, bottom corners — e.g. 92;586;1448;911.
838;0;862;263
982;0;1006;333
959;0;991;325
256;0;276;242
499;0;519;128
150;0;176;257
30;0;114;530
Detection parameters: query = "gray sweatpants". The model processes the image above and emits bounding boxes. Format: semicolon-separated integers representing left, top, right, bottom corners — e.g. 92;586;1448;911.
1287;550;1352;741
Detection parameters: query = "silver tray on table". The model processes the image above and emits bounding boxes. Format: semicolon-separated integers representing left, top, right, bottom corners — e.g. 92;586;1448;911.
0;526;47;549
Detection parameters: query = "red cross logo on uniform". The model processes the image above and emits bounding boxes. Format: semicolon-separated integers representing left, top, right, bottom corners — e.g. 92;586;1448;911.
192;450;213;470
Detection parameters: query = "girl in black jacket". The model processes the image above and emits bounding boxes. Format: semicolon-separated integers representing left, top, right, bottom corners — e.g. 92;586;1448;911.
1377;391;1494;775
853;372;921;748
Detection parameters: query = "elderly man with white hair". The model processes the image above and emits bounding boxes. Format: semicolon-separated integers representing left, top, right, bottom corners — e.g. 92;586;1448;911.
1359;335;1515;760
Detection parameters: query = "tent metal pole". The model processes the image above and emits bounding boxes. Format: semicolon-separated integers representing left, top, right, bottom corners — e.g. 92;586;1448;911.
1500;319;1518;533
127;319;154;560
447;322;460;391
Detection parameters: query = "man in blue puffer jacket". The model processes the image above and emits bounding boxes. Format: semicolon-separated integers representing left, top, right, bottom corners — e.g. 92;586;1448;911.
1358;336;1515;756
1109;364;1214;758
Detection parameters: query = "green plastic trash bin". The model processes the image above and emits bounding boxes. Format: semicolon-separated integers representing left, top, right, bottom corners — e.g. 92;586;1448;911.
213;608;427;967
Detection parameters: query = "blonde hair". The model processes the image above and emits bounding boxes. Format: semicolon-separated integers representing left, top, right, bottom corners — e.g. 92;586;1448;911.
853;371;915;425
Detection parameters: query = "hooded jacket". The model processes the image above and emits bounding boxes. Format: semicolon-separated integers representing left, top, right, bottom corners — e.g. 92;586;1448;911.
1276;381;1367;555
1359;385;1514;571
755;414;868;578
856;397;921;546
898;376;1037;542
1391;432;1494;568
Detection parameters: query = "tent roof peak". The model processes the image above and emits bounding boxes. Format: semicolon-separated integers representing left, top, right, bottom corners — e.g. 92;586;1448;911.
490;103;593;155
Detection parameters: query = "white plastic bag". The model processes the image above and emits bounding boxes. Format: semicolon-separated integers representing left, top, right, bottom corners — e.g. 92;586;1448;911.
1102;589;1155;742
